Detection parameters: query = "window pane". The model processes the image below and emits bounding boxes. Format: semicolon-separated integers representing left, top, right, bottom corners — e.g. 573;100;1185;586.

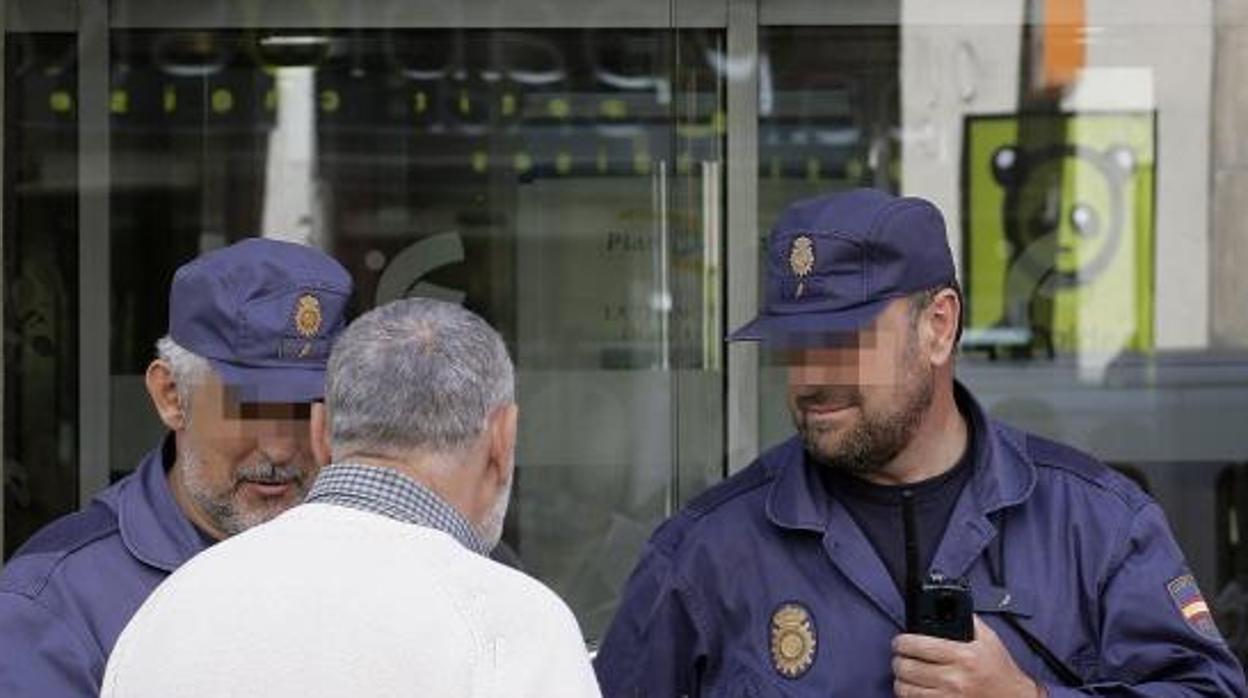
3;33;79;558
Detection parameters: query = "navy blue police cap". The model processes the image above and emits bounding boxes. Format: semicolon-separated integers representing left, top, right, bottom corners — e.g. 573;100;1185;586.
728;188;956;346
168;238;353;403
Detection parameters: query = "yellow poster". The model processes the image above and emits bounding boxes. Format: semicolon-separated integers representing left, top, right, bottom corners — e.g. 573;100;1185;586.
962;113;1155;355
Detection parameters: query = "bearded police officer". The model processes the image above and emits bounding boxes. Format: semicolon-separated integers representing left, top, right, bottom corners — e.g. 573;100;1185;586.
0;238;352;696
593;189;1247;696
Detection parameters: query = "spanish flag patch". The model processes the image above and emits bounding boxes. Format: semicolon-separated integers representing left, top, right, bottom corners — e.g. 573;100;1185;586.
1167;573;1222;641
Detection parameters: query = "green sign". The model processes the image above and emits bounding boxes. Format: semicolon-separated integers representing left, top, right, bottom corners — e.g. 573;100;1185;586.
962;112;1155;354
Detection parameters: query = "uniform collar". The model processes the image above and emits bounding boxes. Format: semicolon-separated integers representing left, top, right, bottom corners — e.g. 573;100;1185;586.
957;381;1036;515
765;380;1037;534
926;383;1036;582
764;437;829;534
116;434;211;572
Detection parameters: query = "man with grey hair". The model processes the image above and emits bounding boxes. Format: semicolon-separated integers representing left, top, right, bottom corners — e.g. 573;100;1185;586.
0;238;353;696
101;298;602;698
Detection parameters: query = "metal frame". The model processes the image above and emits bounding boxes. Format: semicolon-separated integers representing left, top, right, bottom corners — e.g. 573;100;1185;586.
758;0;899;25
724;0;760;473
7;0;77;32
110;0;728;29
77;0;112;503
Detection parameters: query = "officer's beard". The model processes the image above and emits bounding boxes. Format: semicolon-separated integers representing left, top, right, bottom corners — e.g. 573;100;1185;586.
795;336;935;477
180;446;308;538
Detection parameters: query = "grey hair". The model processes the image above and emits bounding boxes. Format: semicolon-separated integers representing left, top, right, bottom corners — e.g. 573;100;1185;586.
155;335;213;421
326;298;515;460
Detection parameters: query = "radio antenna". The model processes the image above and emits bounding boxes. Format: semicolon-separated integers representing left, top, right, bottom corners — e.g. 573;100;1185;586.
903;490;920;630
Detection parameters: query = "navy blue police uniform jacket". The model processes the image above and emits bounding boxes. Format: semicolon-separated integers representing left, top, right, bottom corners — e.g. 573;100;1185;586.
594;384;1248;697
0;436;208;696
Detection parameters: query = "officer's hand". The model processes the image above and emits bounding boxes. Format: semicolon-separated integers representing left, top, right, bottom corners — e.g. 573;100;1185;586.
891;616;1042;697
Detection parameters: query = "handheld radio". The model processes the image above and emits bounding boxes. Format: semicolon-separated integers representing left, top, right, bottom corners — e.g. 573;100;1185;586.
902;490;974;641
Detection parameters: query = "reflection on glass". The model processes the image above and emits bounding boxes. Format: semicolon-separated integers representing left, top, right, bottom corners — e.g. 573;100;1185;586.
3;34;80;559
962;112;1155;361
758;25;900;219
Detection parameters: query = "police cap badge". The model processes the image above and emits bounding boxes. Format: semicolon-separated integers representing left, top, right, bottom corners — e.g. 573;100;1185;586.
294;294;323;338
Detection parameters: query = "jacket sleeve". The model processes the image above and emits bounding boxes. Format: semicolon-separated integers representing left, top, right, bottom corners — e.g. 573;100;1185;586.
0;591;104;697
1046;502;1248;697
593;543;711;698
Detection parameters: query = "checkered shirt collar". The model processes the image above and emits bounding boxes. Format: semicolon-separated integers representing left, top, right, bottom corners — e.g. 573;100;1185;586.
306;463;490;555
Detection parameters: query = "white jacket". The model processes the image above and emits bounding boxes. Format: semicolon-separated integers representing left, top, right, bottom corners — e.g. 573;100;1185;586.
102;503;602;698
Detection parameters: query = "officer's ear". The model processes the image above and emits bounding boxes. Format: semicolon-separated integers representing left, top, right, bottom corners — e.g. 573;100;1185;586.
145;359;188;430
921;289;961;368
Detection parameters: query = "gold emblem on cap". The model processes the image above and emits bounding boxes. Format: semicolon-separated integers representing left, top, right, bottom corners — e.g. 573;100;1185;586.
789;235;815;299
294;294;323;338
770;603;816;679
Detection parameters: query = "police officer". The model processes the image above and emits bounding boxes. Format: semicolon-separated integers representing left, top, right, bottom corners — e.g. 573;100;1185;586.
0;238;352;695
593;189;1247;696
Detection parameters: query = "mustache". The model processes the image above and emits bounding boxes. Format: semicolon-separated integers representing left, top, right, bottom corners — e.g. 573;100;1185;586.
794;386;861;411
234;461;302;486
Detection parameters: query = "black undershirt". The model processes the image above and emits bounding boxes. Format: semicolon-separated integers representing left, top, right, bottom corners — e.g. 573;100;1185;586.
817;405;977;594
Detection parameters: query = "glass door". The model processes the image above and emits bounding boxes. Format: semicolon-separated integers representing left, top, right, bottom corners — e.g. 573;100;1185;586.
2;0;730;643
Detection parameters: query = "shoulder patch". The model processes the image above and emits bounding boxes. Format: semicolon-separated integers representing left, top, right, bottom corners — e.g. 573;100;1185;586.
1168;574;1224;642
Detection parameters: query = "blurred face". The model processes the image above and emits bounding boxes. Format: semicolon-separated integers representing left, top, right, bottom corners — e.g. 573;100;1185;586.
784;299;935;475
175;375;320;539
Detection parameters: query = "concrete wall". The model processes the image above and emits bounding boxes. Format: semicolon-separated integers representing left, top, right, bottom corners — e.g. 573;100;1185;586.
1212;0;1248;348
900;0;1026;272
